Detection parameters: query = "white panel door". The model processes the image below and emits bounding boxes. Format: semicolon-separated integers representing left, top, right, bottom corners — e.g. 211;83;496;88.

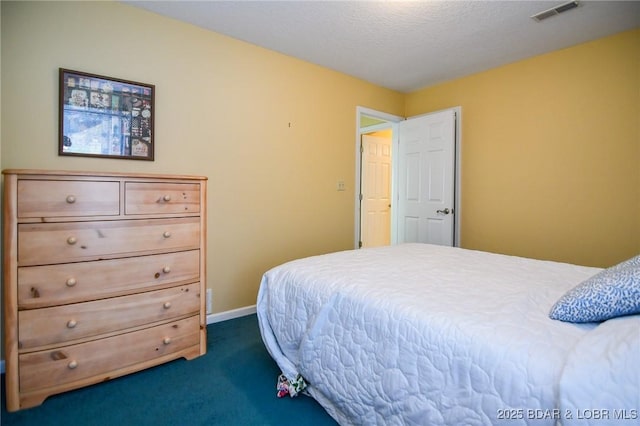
360;134;392;247
397;110;455;246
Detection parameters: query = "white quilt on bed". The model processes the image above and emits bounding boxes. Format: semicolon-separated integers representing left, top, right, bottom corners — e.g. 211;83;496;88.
257;244;639;425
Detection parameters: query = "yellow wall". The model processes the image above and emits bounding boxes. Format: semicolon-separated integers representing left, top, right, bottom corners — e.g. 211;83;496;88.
0;0;404;322
1;2;638;364
406;29;640;268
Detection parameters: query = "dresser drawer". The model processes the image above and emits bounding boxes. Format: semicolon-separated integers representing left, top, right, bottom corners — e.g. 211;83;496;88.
19;315;200;393
18;180;120;218
18;217;200;266
18;250;200;309
125;182;200;215
19;283;200;350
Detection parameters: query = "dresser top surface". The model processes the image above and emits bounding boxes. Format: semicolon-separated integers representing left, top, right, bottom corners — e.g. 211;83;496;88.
2;169;208;181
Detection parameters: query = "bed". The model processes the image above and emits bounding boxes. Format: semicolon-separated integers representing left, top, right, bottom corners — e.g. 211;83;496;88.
256;243;639;425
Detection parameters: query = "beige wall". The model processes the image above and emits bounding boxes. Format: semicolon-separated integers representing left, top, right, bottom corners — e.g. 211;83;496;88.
0;0;404;324
406;29;640;268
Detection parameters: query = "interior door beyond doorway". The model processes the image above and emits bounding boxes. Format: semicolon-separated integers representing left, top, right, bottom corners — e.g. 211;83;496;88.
360;133;392;248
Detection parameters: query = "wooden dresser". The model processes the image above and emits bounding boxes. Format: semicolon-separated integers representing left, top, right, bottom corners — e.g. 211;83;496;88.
2;169;207;411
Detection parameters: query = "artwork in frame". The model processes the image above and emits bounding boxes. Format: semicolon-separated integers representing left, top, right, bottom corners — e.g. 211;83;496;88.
59;68;155;160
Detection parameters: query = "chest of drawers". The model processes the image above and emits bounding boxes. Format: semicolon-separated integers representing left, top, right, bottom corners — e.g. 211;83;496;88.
2;169;207;411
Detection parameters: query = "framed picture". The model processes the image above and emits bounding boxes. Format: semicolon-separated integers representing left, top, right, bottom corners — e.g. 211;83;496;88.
59;68;155;160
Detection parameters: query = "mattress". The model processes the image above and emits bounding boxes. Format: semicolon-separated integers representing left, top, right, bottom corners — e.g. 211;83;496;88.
257;244;639;425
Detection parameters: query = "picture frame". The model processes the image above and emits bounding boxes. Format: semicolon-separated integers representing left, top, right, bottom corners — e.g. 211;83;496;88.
59;68;155;160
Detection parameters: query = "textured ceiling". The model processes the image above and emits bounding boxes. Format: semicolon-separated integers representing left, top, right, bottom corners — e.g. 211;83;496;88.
124;1;640;93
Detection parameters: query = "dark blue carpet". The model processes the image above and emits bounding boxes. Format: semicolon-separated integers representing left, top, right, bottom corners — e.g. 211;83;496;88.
1;314;337;425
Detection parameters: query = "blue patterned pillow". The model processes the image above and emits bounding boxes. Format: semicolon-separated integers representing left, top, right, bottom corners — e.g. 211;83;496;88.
549;255;640;323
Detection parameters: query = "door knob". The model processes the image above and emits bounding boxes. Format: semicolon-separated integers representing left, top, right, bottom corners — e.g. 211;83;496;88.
436;208;450;215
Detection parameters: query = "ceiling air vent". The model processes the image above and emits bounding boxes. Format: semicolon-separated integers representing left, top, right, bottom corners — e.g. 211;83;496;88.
531;1;580;22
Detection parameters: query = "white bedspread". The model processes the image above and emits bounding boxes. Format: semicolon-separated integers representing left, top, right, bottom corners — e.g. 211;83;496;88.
257;244;639;425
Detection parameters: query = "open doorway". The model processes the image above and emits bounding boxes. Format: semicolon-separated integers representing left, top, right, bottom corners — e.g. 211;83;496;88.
355;106;462;250
355;107;403;248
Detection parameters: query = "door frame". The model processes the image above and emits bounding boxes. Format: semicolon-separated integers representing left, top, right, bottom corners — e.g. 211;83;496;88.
355;106;462;249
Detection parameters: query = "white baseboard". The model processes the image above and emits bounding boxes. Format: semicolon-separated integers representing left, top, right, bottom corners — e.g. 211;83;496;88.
206;304;256;324
0;306;257;375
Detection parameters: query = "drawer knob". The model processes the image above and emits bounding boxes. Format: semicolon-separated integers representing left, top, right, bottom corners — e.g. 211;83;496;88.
66;195;76;204
67;236;77;245
66;277;77;287
163;195;172;202
163;231;171;239
68;360;78;369
163;337;171;345
163;302;171;309
162;266;171;274
67;319;77;328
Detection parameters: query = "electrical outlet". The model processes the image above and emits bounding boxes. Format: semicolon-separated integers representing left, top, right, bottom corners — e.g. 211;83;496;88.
337;180;346;191
206;288;213;314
